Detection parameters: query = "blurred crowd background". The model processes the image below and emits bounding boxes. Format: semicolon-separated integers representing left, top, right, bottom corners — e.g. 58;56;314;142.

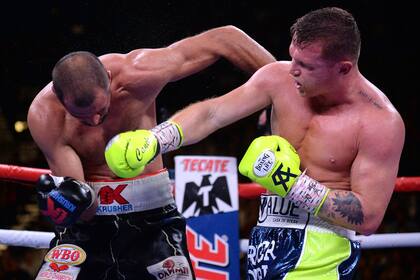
0;1;418;279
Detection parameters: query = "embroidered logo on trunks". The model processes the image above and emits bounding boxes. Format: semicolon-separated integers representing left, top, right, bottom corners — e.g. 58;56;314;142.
96;184;133;214
44;244;86;265
35;244;86;280
248;240;277;280
147;256;192;280
257;196;307;228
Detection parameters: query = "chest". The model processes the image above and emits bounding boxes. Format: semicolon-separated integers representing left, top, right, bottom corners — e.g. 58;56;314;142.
63;96;156;165
272;103;360;173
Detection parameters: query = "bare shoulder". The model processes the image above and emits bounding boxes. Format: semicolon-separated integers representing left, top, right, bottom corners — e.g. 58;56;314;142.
125;48;180;71
28;83;66;146
247;61;291;90
358;88;405;156
103;49;175;91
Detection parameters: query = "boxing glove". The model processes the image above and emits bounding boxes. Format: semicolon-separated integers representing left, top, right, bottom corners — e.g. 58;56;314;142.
239;136;330;215
37;174;95;226
239;135;301;197
105;121;183;178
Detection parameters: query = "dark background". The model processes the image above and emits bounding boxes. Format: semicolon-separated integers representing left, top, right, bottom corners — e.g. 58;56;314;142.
0;1;418;279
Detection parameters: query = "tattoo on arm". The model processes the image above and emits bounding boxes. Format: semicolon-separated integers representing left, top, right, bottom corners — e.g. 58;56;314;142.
330;192;364;225
321;191;364;225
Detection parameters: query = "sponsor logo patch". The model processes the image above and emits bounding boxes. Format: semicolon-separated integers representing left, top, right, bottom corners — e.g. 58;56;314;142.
36;244;85;280
44;244;86;266
147;256;192;280
253;150;275;177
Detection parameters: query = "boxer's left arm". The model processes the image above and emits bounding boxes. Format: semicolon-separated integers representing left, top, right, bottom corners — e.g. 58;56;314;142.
317;114;405;235
121;26;275;88
164;25;276;81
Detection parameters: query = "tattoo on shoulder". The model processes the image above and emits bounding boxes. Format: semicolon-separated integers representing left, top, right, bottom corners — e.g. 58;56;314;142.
358;91;383;109
331;192;364;225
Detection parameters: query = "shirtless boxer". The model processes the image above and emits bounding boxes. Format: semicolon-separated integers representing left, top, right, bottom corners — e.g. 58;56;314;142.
27;25;276;280
105;8;405;279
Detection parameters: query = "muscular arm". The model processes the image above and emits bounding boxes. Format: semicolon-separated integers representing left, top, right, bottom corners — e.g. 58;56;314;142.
317;114;405;235
166;25;276;81
170;64;275;145
27;87;85;181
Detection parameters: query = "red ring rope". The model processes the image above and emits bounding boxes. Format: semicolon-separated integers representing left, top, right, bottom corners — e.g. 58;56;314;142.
1;164;419;198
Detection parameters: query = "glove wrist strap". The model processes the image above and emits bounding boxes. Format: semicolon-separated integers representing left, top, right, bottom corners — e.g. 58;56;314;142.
151;121;184;154
286;170;330;216
50;175;65;186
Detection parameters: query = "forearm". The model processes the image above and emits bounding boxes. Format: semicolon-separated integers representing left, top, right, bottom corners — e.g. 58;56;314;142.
317;189;376;235
170;100;220;146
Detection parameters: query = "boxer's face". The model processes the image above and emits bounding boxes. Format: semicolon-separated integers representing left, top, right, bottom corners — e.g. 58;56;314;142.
288;40;338;98
65;86;111;126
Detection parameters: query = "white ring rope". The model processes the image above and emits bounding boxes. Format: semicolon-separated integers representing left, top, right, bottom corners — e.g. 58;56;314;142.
1;229;419;250
240;232;420;252
0;229;54;249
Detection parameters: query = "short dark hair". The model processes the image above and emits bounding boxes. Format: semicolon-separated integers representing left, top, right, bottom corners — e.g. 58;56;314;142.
290;7;361;63
52;51;109;107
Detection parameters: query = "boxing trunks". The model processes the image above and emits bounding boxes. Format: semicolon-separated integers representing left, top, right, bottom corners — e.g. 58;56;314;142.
36;169;194;280
247;194;360;280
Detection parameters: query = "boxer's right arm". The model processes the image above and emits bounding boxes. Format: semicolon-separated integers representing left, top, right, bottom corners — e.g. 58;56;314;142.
105;64;277;178
28;93;97;222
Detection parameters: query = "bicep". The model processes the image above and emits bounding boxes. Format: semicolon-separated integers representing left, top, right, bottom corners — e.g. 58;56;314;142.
171;69;272;145
209;79;272;129
28;114;85;181
350;122;405;219
45;145;85;181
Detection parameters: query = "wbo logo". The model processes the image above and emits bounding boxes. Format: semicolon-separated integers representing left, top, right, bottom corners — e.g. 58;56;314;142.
181;175;232;217
45;244;86;266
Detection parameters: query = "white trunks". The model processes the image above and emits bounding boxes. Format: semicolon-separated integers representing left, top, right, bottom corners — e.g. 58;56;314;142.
87;169;175;216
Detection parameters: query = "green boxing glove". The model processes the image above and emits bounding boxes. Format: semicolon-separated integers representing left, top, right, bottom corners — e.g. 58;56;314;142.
239;135;330;215
239;135;301;197
105;121;183;178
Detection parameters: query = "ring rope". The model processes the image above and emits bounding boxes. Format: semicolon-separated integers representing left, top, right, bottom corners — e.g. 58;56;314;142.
1;229;419;250
1;164;419;195
1;164;419;250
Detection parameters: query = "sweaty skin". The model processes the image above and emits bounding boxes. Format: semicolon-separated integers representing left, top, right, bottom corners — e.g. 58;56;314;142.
27;26;276;218
169;41;405;235
28;26;275;181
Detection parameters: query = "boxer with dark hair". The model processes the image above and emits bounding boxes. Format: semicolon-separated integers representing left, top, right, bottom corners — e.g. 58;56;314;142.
107;8;405;279
28;26;276;279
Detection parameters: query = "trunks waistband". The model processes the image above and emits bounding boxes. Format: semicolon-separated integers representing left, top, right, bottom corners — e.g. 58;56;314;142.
256;194;355;240
87;169;174;216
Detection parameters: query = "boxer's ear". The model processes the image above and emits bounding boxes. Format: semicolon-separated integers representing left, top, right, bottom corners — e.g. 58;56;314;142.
338;61;352;75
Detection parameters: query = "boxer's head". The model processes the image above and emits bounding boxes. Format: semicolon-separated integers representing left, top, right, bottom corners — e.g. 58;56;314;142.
52;51;111;126
290;7;361;64
288;7;361;98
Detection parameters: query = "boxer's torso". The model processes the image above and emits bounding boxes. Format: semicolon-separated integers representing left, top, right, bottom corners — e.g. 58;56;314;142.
267;62;397;191
31;51;171;180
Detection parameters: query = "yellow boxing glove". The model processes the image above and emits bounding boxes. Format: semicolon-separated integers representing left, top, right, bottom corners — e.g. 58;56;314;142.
239;136;330;215
105;121;183;178
239;135;301;197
